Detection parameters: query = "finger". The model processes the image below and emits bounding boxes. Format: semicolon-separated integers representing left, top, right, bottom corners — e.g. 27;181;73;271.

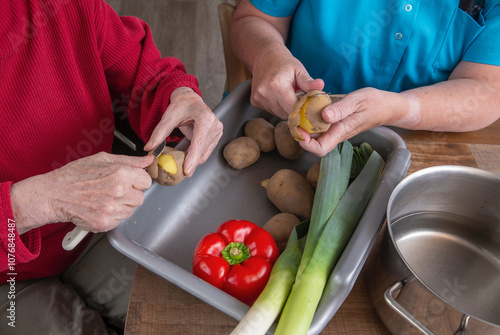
85;210;127;233
271;100;289;120
104;207;134;229
299;127;342;157
130;168;153;190
183;119;223;177
183;135;219;177
108;153;155;169
121;188;146;208
178;125;194;140
182;145;199;177
101;167;151;197
103;217;126;232
277;88;301;119
296;73;324;93
302;108;372;157
144;114;178;151
108;162;153;191
251;80;294;119
322;95;357;124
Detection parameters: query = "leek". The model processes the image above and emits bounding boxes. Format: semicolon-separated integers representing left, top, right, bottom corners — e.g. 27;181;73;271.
351;142;374;179
274;150;385;335
230;237;306;335
297;141;352;277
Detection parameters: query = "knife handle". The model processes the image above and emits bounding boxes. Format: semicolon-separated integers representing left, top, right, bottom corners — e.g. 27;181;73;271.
62;226;89;251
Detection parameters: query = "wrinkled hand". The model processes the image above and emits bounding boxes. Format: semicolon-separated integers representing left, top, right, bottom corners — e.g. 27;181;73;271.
298;88;407;157
144;87;223;177
250;47;324;119
11;152;154;235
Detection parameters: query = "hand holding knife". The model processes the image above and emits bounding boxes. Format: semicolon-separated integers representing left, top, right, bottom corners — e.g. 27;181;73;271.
61;141;166;251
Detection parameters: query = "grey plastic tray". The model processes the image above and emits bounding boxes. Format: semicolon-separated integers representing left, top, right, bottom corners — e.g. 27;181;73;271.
108;80;411;334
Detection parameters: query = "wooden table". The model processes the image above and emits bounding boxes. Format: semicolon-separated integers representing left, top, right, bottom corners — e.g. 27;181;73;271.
124;120;500;335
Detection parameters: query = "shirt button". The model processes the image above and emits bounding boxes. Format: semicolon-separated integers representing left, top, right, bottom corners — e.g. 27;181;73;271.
395;32;403;39
405;4;412;11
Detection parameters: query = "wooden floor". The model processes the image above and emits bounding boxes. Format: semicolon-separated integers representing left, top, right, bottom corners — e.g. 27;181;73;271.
106;0;239;109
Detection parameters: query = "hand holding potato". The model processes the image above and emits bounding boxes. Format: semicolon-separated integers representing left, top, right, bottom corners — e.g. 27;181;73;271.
10;152;154;235
246;45;325;120
298;88;407;157
144;87;223;177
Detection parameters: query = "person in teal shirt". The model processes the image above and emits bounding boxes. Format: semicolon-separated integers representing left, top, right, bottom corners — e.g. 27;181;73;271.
231;0;500;156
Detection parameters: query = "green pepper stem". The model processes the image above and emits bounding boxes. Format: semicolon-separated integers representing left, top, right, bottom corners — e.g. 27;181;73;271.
221;242;251;265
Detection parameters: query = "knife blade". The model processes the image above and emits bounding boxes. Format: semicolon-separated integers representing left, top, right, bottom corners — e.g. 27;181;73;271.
151;140;166;157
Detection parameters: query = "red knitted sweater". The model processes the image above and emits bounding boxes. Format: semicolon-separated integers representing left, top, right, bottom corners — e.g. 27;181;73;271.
0;0;201;283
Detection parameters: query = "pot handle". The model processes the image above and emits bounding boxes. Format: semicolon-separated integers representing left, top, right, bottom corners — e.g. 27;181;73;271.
384;281;436;335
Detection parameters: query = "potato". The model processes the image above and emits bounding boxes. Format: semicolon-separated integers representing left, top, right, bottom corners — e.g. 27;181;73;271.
261;169;314;220
146;146;186;186
274;121;304;160
306;161;320;190
244;118;275;153
263;213;300;253
288;90;332;141
223;136;260;169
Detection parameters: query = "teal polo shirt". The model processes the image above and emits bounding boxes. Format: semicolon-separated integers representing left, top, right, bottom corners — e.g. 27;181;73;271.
249;0;500;93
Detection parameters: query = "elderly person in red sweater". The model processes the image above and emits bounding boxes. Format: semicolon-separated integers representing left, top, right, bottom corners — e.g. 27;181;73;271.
0;0;222;333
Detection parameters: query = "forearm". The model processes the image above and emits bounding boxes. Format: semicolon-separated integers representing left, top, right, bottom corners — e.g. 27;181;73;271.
231;19;285;73
10;174;59;235
231;1;291;73
395;77;500;132
0;181;42;270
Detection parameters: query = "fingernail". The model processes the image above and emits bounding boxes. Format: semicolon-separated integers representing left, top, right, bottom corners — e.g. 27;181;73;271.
184;163;194;177
324;108;334;122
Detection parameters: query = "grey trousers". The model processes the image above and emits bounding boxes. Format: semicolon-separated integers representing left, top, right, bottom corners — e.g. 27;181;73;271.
0;233;136;334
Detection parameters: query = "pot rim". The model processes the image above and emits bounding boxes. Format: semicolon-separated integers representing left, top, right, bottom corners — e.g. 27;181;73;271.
386;165;500;328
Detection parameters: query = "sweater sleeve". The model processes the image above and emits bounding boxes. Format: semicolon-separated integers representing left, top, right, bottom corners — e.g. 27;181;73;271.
0;182;41;274
93;0;202;143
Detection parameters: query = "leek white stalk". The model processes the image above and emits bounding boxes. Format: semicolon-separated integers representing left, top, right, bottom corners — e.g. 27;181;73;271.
275;150;384;335
297;142;352;277
230;237;306;335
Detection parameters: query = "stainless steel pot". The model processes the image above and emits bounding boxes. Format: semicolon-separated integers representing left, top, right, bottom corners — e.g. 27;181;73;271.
367;166;500;334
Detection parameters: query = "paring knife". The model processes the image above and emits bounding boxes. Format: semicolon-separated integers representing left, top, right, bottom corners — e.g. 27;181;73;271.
62;141;166;251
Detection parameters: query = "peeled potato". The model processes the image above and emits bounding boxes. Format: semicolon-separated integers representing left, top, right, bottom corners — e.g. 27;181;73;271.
288;90;332;141
146;147;186;186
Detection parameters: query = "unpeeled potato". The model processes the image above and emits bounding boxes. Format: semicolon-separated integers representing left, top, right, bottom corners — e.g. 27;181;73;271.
244;118;275;153
306;161;320;190
223;136;260;169
263;213;301;253
261;169;314;220
288;90;332;141
274;121;304;160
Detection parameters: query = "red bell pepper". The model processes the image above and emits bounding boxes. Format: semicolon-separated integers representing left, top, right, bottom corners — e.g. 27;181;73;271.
192;219;279;305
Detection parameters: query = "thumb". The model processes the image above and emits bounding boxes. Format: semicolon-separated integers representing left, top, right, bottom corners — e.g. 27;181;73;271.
296;72;324;93
322;96;353;124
